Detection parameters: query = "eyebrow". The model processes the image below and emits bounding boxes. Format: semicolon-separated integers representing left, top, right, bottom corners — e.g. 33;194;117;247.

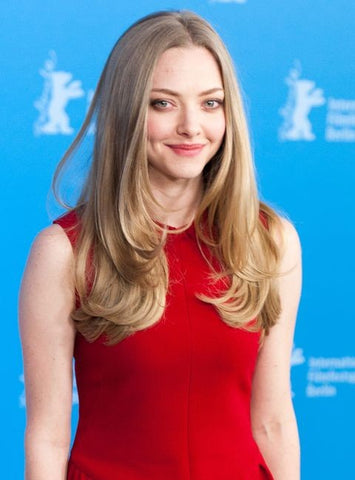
150;87;224;96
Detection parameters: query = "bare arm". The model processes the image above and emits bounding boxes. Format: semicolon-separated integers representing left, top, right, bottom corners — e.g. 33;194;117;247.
251;218;302;480
19;225;76;480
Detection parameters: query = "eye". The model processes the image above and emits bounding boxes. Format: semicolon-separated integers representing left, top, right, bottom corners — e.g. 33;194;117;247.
203;99;224;109
150;99;172;109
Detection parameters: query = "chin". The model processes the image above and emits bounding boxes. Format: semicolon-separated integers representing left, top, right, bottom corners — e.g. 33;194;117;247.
169;167;206;181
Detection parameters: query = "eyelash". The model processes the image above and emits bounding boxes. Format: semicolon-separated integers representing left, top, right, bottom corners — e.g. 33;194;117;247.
203;99;224;109
150;99;171;109
150;98;224;110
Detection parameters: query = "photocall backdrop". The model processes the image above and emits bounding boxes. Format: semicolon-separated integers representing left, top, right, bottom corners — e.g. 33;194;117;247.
2;0;354;478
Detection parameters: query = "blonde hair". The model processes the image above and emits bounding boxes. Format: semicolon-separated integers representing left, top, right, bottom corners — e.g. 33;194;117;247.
53;10;282;345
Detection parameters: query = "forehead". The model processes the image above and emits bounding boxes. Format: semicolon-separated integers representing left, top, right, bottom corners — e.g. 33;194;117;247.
151;46;223;90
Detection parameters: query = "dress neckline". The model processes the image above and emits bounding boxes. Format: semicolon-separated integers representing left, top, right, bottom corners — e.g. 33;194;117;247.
155;220;196;237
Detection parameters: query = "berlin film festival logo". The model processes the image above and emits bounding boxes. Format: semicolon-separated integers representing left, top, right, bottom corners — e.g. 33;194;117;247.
279;60;355;142
290;344;305;397
34;51;91;136
279;61;325;141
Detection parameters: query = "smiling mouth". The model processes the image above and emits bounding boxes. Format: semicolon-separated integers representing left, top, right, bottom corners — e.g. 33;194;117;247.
166;143;206;156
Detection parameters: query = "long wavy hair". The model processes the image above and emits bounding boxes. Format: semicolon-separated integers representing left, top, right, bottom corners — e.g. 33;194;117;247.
53;10;282;345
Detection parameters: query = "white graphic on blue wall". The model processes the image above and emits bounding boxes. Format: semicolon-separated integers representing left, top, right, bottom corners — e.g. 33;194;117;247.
34;51;85;136
306;356;355;398
289;345;355;398
279;61;326;141
291;344;305;367
291;344;305;397
325;98;355;142
86;89;96;135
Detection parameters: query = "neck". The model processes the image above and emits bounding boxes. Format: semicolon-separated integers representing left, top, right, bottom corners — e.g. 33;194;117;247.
149;176;203;228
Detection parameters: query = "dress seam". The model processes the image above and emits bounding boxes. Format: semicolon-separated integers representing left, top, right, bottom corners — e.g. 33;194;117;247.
180;237;193;480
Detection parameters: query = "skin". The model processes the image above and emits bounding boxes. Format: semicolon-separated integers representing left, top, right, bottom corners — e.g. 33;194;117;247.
251;219;301;479
147;47;225;227
19;226;75;480
19;46;301;480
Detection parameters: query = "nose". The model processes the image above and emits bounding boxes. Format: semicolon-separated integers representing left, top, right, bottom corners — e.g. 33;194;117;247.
176;107;201;137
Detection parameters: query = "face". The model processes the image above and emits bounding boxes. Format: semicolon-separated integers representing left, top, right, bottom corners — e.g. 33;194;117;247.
147;46;226;187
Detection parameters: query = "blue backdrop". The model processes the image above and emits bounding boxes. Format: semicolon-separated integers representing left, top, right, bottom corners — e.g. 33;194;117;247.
3;1;355;478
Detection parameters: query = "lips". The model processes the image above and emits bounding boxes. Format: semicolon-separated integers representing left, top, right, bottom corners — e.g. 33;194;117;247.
166;143;206;156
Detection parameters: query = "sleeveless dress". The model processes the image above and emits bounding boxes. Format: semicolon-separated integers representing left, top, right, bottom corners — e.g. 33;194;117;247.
54;210;274;480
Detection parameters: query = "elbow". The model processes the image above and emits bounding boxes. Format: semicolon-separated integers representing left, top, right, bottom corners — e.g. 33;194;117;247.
252;414;300;448
253;418;288;441
25;424;71;453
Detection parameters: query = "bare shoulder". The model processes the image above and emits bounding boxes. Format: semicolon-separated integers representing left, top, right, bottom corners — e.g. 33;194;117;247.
273;216;302;271
19;223;76;335
278;217;301;246
270;216;302;332
30;223;74;262
24;224;75;287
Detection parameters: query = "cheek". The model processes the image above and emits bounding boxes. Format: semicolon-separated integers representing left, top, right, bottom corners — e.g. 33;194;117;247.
147;114;174;141
208;113;226;143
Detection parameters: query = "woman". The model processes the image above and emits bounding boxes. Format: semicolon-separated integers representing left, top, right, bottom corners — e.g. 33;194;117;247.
19;10;301;480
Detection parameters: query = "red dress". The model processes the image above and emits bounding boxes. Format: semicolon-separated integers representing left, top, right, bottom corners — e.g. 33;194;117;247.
54;211;274;480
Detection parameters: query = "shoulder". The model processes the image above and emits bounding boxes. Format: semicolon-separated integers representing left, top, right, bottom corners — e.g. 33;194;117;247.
24;224;75;293
30;208;80;256
277;216;300;244
20;225;76;341
19;224;76;345
270;217;302;325
22;209;84;305
274;217;302;272
259;203;301;270
31;223;74;262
